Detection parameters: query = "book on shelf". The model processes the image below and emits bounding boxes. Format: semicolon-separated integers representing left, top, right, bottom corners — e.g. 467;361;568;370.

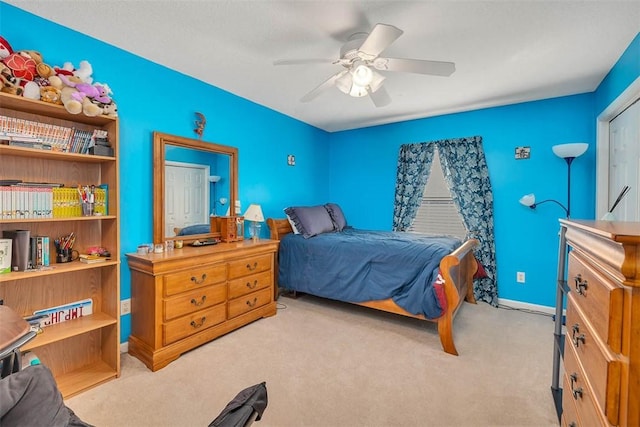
79;254;108;264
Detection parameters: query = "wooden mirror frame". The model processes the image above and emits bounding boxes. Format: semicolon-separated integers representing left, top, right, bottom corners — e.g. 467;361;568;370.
153;131;238;244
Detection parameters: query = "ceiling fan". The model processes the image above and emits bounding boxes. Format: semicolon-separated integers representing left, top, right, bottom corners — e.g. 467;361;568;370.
274;23;456;107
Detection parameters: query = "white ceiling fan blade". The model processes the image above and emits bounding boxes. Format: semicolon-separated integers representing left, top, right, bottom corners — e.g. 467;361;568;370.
369;85;391;107
357;23;403;60
273;59;333;66
300;70;348;103
373;57;456;76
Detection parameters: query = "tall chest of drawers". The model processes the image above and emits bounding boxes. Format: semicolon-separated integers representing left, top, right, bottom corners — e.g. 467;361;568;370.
559;220;640;427
126;239;278;371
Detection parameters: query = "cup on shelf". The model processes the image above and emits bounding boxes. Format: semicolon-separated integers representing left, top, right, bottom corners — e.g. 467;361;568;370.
81;201;94;216
56;248;79;263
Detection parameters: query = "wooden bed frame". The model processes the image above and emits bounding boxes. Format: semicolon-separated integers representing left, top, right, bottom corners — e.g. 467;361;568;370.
267;218;479;356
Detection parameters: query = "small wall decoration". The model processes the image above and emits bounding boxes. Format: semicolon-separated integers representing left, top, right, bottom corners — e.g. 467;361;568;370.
194;112;206;139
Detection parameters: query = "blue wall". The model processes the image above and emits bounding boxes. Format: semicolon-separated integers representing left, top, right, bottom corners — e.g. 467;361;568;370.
1;2;638;339
1;2;331;341
328;95;595;308
595;33;640;114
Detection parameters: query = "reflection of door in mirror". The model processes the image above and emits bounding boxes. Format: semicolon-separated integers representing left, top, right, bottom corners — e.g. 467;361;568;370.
165;161;209;237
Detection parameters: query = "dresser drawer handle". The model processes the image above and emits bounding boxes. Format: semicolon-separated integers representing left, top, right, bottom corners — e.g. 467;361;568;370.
190;296;207;306
246;280;258;290
190;317;206;328
574;274;588;295
246;262;258;271
246;297;258;308
571;324;585;347
190;274;207;285
570;373;583;400
568;423;577;427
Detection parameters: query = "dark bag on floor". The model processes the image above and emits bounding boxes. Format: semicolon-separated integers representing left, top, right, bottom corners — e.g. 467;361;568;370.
209;382;268;427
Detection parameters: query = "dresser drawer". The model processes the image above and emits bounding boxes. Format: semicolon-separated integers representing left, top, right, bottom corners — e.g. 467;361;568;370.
228;287;272;319
228;270;272;299
562;357;607;427
566;294;621;425
163;284;227;321
228;254;272;279
561;383;581;427
164;264;227;297
568;251;624;353
163;304;226;345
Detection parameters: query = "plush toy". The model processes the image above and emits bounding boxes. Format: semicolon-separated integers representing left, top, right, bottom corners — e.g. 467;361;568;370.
0;62;23;96
40;85;62;104
48;73;99;115
22;51;55;79
0;36;13;60
73;60;93;84
2;51;38;81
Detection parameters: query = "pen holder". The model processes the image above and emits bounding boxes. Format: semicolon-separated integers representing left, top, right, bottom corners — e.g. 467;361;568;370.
56;248;79;263
82;201;95;216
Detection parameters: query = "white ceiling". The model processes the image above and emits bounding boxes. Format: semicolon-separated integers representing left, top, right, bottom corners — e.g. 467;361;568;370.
5;1;640;132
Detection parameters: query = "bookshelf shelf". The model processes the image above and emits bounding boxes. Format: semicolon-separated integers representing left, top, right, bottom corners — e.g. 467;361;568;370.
0;91;120;397
0;215;117;224
0;144;116;162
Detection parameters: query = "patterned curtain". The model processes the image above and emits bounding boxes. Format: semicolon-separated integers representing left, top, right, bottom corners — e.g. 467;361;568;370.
437;136;498;306
392;143;435;231
392;136;498;306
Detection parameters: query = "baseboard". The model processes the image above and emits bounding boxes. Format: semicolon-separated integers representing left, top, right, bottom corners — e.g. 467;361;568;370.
497;298;558;316
120;341;129;354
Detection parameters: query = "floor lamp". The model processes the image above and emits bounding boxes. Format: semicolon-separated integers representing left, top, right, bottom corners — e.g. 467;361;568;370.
519;143;588;218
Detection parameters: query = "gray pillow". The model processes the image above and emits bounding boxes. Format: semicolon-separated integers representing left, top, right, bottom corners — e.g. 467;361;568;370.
324;203;347;231
176;224;210;236
284;205;335;238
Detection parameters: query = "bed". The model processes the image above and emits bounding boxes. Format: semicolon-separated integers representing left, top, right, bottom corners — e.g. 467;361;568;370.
267;205;479;356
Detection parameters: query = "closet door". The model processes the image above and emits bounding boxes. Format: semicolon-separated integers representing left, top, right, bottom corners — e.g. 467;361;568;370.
609;100;640;221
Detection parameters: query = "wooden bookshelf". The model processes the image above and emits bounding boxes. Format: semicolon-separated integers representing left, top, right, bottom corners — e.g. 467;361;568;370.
0;91;120;397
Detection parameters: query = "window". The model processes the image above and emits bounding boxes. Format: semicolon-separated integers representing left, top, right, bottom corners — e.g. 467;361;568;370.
409;147;467;239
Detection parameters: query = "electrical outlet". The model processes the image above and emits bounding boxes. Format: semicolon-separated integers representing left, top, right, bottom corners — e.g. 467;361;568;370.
516;272;526;283
120;298;131;315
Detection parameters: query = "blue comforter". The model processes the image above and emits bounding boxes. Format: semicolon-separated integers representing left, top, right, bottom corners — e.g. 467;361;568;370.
278;229;462;319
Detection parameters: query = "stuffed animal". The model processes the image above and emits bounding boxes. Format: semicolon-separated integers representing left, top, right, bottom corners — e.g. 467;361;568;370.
0;36;13;60
49;73;101;116
2;51;38;81
40;85;62;104
73;60;93;84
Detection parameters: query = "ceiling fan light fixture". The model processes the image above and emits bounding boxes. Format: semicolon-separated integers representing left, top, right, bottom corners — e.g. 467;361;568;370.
335;72;353;95
349;84;369;97
351;63;373;87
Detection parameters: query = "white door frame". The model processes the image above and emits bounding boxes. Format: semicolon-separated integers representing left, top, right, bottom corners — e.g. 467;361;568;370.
596;76;640;218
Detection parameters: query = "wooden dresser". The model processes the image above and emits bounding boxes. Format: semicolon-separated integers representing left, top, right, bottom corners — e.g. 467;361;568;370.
126;239;278;371
559;220;640;426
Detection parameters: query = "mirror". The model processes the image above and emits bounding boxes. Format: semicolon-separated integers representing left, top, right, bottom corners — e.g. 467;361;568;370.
153;131;238;244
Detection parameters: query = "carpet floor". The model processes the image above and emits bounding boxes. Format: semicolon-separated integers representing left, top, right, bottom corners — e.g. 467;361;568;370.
67;296;559;426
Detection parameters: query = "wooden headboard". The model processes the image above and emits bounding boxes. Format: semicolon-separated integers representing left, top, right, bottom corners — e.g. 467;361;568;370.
267;218;293;240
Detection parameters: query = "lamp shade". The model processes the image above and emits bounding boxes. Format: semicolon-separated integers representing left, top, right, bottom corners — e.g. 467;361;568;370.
209;175;221;183
552;143;588;159
519;193;536;207
243;204;264;222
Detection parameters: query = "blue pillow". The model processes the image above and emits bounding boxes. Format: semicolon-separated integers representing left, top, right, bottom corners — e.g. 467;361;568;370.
324;203;347;231
176;224;210;236
284;205;335;238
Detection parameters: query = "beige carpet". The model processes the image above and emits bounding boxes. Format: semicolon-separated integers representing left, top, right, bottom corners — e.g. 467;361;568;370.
66;296;558;427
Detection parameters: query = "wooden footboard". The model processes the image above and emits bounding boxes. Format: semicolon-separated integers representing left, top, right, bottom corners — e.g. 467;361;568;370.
267;218;478;355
